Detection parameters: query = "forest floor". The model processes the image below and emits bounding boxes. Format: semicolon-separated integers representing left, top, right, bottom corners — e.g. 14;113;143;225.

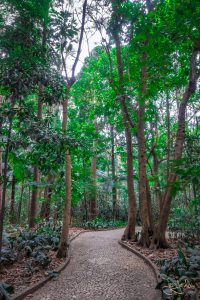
0;227;85;296
24;229;160;300
124;229;200;299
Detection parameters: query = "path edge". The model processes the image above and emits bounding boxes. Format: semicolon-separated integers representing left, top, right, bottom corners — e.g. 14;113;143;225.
118;240;159;281
11;231;86;300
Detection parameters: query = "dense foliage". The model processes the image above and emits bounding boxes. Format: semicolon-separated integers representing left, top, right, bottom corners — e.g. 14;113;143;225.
0;0;199;298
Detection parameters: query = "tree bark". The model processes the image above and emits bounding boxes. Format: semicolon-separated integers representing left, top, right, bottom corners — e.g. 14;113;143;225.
9;175;16;224
17;183;24;224
137;102;153;246
57;150;71;258
57;99;71;258
112;29;137;241
40;177;52;220
111;125;117;220
137;50;154;247
166;94;171;179
90;154;97;219
150;44;199;249
29;94;43;228
0;94;14;257
90;117;97;219
122;127;137;240
57;0;87;258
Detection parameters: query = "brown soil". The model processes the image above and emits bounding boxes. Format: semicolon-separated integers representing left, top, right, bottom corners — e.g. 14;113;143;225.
0;228;84;295
123;239;178;267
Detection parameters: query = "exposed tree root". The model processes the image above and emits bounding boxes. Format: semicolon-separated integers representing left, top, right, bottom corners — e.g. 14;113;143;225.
121;224;137;242
57;240;69;258
138;226;169;249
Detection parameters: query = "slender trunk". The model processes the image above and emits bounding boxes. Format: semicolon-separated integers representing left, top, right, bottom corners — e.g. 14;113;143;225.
111;125;117;220
122;127;137;240
0;96;2;212
40;176;52;220
57;151;71;258
137;52;153;247
17;183;24;224
152;149;162;212
0;95;14;257
57;0;87;257
113;31;137;241
29;168;40;228
57;99;71;258
9;175;16;224
90;117;97;219
29;95;43;228
0;147;2;220
84;189;88;222
90;154;97;219
166;94;171;179
150;45;199;249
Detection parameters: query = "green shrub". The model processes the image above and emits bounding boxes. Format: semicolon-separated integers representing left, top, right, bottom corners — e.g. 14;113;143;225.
82;217;127;229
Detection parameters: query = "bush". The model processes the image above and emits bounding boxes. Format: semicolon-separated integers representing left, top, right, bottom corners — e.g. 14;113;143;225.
82;217;127;229
156;245;200;299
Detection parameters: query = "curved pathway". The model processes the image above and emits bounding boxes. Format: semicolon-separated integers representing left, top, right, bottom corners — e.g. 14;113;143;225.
28;229;161;300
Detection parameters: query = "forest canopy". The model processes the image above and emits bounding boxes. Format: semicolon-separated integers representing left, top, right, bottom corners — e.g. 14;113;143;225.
0;1;199;297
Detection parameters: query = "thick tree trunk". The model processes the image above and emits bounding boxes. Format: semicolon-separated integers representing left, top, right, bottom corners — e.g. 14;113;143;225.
150;45;199;249
111;125;117;220
137;103;153;247
137;52;154;247
122;127;137;240
9;176;16;224
112;31;137;241
29;95;43;228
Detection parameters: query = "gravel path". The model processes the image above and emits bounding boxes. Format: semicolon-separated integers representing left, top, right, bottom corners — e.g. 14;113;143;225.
28;229;161;300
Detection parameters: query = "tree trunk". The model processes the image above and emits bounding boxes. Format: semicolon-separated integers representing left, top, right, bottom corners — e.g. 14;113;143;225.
0;94;14;257
29;95;43;228
29;167;40;228
0;148;2;223
90;154;97;219
40;176;52;220
9;176;16;224
111;125;117;220
83;189;88;222
150;45;199;249
57;0;87;257
152;149;162;212
90;117;97;219
137;103;153;247
57;151;71;258
112;29;137;241
57;99;71;258
137;51;154;247
17;183;24;224
166;94;171;179
122;127;137;240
